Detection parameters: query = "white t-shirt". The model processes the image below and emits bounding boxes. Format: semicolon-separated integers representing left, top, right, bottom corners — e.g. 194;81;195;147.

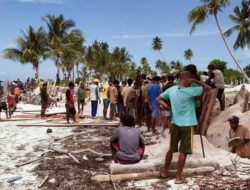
89;84;99;101
213;70;225;89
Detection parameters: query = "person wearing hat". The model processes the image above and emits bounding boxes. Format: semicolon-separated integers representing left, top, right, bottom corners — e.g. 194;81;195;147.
40;82;49;117
228;116;250;158
89;79;101;118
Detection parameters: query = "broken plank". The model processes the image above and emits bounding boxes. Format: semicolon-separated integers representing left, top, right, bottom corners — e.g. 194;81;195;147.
15;157;42;167
17;123;120;127
0;118;38;122
38;175;49;188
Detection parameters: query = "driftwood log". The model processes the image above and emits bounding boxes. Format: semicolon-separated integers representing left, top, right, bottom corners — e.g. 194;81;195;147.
110;159;220;174
92;166;215;182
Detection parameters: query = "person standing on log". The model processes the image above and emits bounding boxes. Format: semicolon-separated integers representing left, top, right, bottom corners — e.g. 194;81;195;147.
110;113;145;164
207;63;225;111
228;116;250;158
65;81;76;123
157;71;210;184
89;79;101;118
40;82;49;118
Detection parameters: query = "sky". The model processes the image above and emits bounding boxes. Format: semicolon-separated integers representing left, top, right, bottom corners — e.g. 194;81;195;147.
0;0;249;81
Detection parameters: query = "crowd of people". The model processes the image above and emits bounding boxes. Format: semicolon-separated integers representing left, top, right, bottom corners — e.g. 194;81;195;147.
1;63;249;184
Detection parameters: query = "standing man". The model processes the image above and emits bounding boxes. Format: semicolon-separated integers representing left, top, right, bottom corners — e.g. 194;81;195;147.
147;76;161;134
65;81;76;123
228;116;250;158
207;63;225;111
157;71;209;184
102;81;110;120
122;79;133;112
89;79;101;118
142;75;152;131
40;82;49;118
109;81;118;120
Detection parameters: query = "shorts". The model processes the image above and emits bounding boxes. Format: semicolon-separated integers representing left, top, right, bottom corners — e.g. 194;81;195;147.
78;99;85;104
103;99;110;107
117;102;124;113
169;124;194;154
144;102;151;117
151;104;160;118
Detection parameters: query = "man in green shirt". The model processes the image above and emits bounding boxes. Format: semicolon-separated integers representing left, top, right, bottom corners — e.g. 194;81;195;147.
157;71;210;184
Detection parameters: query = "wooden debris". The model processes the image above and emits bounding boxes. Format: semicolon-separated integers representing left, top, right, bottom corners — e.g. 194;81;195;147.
38;175;49;188
91;166;215;182
48;146;81;164
72;148;111;157
15;157;43;167
17;122;120;127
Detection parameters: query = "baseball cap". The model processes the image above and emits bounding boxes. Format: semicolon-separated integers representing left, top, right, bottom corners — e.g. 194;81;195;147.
93;78;99;83
227;116;240;122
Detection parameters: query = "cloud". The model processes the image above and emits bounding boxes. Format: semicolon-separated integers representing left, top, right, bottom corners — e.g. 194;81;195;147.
114;31;219;39
0;0;63;4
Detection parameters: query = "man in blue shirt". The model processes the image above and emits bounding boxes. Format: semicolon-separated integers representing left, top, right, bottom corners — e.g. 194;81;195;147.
147;76;161;134
157;71;210;184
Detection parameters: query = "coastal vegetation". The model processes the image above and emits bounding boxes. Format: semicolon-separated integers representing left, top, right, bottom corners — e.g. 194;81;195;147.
2;0;250;84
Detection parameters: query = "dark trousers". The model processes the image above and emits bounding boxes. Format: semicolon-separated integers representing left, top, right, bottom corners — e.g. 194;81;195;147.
91;100;98;117
41;101;48;117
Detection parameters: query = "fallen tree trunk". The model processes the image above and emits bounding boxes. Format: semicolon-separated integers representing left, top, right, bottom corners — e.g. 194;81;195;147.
92;166;215;182
110;159;220;174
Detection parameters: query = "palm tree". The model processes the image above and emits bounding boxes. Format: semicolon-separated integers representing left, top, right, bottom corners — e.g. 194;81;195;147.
184;48;194;63
188;0;250;82
43;14;76;76
61;31;85;81
155;59;170;75
140;57;151;74
85;41;111;77
224;0;250;50
152;36;166;62
3;26;47;78
111;47;131;80
170;60;183;71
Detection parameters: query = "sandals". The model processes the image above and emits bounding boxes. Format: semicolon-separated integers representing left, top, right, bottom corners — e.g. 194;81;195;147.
159;167;168;179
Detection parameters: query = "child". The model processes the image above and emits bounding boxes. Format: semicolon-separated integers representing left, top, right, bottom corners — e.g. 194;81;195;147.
7;92;16;117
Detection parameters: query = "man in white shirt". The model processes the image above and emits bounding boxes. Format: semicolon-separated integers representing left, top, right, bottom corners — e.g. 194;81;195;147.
89;79;101;118
207;64;225;111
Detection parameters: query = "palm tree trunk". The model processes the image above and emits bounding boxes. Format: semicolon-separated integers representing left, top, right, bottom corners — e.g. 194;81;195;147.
55;57;60;77
214;13;250;83
159;51;166;62
76;62;79;79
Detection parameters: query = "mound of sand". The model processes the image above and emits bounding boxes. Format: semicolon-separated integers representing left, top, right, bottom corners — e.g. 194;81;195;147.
207;103;250;151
